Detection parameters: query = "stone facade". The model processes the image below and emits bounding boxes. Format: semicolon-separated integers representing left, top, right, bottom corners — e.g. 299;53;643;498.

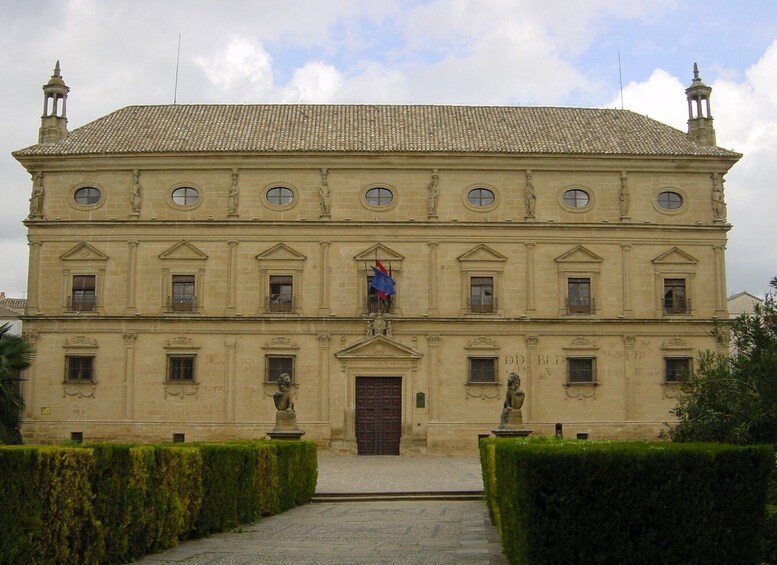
13;64;740;453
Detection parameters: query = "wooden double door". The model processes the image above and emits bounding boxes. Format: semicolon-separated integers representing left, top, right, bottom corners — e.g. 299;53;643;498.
355;376;402;455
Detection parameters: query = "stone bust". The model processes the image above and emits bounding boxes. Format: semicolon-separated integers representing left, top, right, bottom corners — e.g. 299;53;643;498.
500;372;526;428
272;373;294;412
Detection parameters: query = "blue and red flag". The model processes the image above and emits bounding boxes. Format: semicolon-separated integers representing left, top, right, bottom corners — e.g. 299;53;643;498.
370;260;395;298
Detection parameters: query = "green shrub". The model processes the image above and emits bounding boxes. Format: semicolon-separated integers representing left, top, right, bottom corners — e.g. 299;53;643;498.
194;443;260;536
273;440;317;510
0;440;315;564
479;438;501;535
0;446;101;565
0;447;44;564
254;441;281;516
91;444;147;563
481;438;773;565
144;446;202;551
766;506;777;565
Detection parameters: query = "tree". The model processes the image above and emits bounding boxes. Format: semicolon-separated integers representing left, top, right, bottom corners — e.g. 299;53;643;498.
667;277;777;445
0;323;34;443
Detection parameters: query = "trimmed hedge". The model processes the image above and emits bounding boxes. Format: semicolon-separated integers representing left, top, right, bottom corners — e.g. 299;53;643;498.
275;440;318;510
0;439;316;565
767;506;777;565
481;438;773;565
0;446;101;565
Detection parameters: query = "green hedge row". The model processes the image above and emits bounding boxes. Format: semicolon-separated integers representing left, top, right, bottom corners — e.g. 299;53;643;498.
480;438;773;565
0;440;317;565
766;506;777;565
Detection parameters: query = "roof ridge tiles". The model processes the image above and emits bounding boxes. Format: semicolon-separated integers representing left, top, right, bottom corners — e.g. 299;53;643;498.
13;104;742;159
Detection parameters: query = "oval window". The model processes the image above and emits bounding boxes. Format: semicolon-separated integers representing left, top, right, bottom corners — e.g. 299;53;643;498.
467;188;495;207
266;186;294;206
563;189;590;208
171;186;199;206
365;187;393;207
657;191;683;210
74;187;101;206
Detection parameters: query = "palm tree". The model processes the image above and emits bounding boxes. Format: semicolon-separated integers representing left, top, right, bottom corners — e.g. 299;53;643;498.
0;323;34;443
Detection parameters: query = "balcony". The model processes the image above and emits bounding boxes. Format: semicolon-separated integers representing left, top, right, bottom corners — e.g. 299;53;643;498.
367;295;392;314
168;295;197;313
68;294;96;312
566;297;595;314
267;294;295;313
468;296;497;314
664;297;691;315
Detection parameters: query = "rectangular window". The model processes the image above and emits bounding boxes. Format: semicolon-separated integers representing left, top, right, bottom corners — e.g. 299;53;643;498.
567;357;596;384
469;357;497;383
664;279;688;314
71;275;96;312
367;275;392;314
171;275;196;312
266;355;294;382
167;355;195;382
665;357;692;383
470;277;494;313
269;275;293;312
66;356;94;382
567;277;592;313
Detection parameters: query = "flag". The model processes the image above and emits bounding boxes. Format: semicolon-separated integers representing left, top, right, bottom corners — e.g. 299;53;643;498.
370;264;395;297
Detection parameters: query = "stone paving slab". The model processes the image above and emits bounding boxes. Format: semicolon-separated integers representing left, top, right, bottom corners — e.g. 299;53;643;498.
139;500;506;565
138;455;507;565
315;454;485;493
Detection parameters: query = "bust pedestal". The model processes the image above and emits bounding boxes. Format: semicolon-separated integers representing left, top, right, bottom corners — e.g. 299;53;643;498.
266;410;305;440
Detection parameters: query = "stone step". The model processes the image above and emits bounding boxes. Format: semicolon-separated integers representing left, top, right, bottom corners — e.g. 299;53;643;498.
311;490;483;503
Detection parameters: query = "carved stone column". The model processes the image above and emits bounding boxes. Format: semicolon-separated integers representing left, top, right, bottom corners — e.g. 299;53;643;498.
524;170;536;220
621;243;632;317
427;334;441;421
619;171;630;221
524;335;538;422
525;243;536;315
126;241;138;313
427;241;439;316
714;245;727;316
319;242;330;316
228;168;239;218
26;241;42;315
623;335;636;420
318;334;331;422
225;337;237;422
123;333;136;420
226;240;238;314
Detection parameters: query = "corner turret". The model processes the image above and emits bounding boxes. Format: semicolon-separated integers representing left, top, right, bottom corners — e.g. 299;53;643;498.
685;63;716;146
38;61;69;144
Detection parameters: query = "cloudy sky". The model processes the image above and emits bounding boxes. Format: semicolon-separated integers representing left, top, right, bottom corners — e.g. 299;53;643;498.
1;0;776;298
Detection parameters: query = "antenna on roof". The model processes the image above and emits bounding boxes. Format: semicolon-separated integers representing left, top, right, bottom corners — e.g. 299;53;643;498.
174;32;182;104
618;51;624;109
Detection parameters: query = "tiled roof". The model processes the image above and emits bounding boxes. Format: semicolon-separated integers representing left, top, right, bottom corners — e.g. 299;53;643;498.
14;104;741;158
0;298;25;315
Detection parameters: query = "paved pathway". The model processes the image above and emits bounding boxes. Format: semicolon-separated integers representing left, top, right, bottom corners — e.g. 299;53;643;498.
139;455;507;565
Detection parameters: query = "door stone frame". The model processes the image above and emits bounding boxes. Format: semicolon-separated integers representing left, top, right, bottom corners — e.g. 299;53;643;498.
335;335;422;454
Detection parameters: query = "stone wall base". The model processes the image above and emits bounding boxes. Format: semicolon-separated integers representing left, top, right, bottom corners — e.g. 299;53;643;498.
20;420;671;454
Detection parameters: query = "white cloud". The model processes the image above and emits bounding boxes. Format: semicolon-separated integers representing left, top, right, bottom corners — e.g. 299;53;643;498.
283;62;343;102
194;37;275;96
609;69;686;128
